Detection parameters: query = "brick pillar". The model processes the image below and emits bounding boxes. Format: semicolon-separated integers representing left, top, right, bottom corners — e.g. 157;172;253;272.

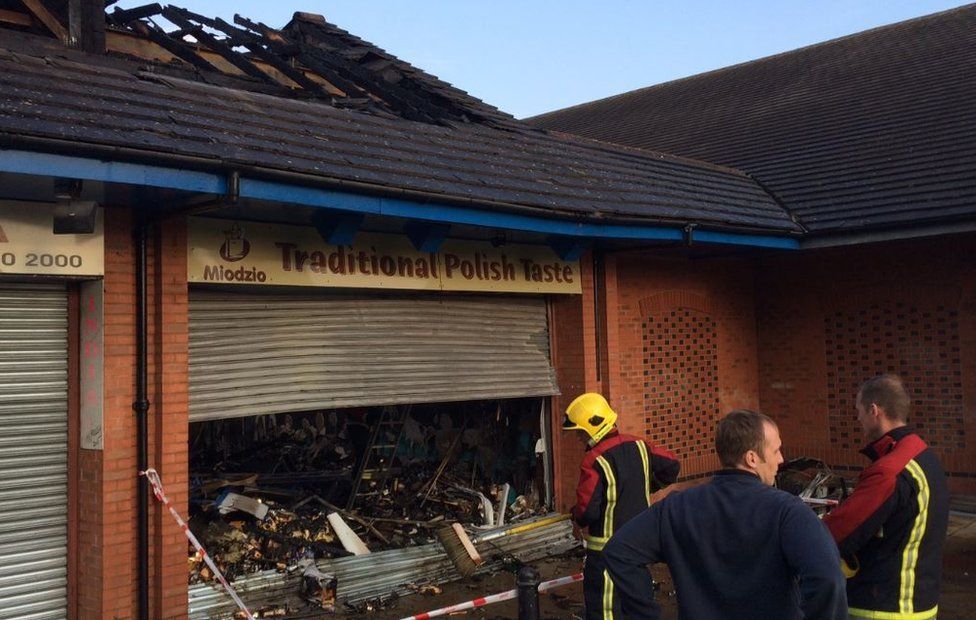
152;216;189;618
85;205;137;619
550;252;598;510
579;252;601;392
78;209;191;619
600;253;621;407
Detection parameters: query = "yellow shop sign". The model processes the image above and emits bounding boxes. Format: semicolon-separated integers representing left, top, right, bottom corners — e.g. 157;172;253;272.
0;201;104;276
188;217;581;294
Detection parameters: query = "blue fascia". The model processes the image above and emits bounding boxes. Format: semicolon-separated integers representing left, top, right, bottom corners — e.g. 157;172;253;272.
0;149;799;250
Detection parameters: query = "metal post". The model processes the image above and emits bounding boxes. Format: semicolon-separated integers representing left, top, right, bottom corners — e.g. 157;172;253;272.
516;565;541;620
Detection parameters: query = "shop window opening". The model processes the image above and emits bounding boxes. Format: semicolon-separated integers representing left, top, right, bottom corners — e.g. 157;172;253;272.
186;397;554;585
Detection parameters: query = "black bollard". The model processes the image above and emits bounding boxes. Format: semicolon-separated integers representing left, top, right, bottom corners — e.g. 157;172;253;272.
516;565;541;619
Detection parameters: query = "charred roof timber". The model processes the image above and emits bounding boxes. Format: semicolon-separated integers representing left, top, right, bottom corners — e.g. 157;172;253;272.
102;3;501;125
68;0;104;52
3;2;508;126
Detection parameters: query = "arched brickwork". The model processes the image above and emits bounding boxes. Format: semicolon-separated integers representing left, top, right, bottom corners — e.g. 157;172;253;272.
640;293;720;458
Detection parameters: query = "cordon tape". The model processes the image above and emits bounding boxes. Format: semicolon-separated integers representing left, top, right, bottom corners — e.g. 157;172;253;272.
141;468;255;620
399;572;584;620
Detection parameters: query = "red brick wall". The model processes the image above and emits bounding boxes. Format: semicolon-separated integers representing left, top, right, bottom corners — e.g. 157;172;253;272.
76;208;190;619
613;251;761;477
549;253;597;511
550;249;763;503
151;216;190;618
83;204;137;619
757;233;976;493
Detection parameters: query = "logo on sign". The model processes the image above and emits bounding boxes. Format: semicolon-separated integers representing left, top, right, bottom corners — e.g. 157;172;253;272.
219;223;250;262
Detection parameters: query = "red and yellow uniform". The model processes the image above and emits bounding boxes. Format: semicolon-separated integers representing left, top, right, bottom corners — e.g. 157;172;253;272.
824;427;948;620
572;429;679;620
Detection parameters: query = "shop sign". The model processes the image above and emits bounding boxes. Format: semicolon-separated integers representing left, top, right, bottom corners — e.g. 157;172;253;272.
188;218;582;294
0;201;104;276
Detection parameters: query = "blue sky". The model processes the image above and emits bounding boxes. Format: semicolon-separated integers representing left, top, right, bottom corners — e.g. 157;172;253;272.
114;1;970;118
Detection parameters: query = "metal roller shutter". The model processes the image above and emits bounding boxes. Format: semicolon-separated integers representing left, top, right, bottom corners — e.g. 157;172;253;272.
189;291;558;422
0;284;68;620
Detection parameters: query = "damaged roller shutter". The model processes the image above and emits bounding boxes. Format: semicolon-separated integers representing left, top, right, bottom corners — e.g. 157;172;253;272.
0;284;68;620
189;291;558;422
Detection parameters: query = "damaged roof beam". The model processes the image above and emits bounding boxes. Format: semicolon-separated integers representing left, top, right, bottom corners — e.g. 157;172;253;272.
109;3;162;27
206;16;328;93
233;13;287;44
162;6;278;83
20;0;68;42
294;40;441;123
142;22;223;73
0;9;32;27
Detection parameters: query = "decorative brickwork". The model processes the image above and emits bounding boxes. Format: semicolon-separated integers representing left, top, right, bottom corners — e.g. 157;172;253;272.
642;308;720;456
825;302;965;452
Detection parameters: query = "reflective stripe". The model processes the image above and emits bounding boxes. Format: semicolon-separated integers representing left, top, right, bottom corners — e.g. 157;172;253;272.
602;569;614;619
636;441;650;502
849;605;938;619
900;460;930;614
595;456;618;540
584;535;608;551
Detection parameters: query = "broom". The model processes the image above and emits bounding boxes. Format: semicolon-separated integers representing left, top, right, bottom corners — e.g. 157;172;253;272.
436;513;571;577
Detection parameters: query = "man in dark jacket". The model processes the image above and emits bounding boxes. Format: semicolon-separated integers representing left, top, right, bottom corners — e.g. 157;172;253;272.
823;374;948;620
563;392;680;620
604;409;847;620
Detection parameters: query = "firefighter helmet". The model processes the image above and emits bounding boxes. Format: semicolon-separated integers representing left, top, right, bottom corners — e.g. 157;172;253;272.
562;393;618;443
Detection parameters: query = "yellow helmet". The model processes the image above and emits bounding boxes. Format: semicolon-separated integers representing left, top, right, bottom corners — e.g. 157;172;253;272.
563;393;618;443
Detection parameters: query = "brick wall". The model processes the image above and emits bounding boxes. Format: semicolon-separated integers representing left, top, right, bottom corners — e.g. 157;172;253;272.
151;216;190;618
76;208;190;619
550;235;976;501
613;251;761;477
757;233;976;493
549;253;597;511
550;249;763;502
86;204;137;619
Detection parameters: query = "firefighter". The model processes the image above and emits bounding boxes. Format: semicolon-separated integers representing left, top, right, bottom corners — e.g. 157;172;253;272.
823;374;949;619
563;392;679;619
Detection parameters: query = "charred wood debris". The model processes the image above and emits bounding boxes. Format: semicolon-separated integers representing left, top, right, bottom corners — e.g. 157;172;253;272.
188;402;551;615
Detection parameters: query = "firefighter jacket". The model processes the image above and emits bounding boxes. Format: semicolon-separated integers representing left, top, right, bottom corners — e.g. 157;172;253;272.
823;426;949;620
571;429;679;551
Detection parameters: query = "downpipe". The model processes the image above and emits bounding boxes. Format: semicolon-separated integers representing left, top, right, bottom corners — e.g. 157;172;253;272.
134;217;150;620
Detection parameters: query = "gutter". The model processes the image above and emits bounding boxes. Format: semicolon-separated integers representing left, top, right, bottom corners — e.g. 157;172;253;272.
0;138;800;250
800;220;976;249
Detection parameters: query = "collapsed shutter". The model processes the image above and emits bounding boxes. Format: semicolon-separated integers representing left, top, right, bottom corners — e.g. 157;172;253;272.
0;284;68;620
189;291;558;422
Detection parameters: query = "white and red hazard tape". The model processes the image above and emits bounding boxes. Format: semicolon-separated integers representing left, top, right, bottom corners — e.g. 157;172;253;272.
399;572;584;620
141;468;255;620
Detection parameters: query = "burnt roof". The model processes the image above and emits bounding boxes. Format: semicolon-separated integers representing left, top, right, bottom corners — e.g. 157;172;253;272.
282;12;516;128
527;5;976;235
0;6;798;235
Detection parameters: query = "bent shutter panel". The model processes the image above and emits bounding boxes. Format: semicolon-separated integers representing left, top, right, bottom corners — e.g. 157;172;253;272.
0;284;68;620
189;291;558;422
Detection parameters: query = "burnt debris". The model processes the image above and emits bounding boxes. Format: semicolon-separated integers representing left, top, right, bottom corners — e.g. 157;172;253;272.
187;399;553;610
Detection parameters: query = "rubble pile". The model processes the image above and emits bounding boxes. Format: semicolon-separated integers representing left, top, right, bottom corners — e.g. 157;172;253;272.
776;457;852;514
187;401;551;599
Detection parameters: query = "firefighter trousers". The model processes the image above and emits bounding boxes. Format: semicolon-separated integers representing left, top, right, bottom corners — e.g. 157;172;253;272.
583;550;622;620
